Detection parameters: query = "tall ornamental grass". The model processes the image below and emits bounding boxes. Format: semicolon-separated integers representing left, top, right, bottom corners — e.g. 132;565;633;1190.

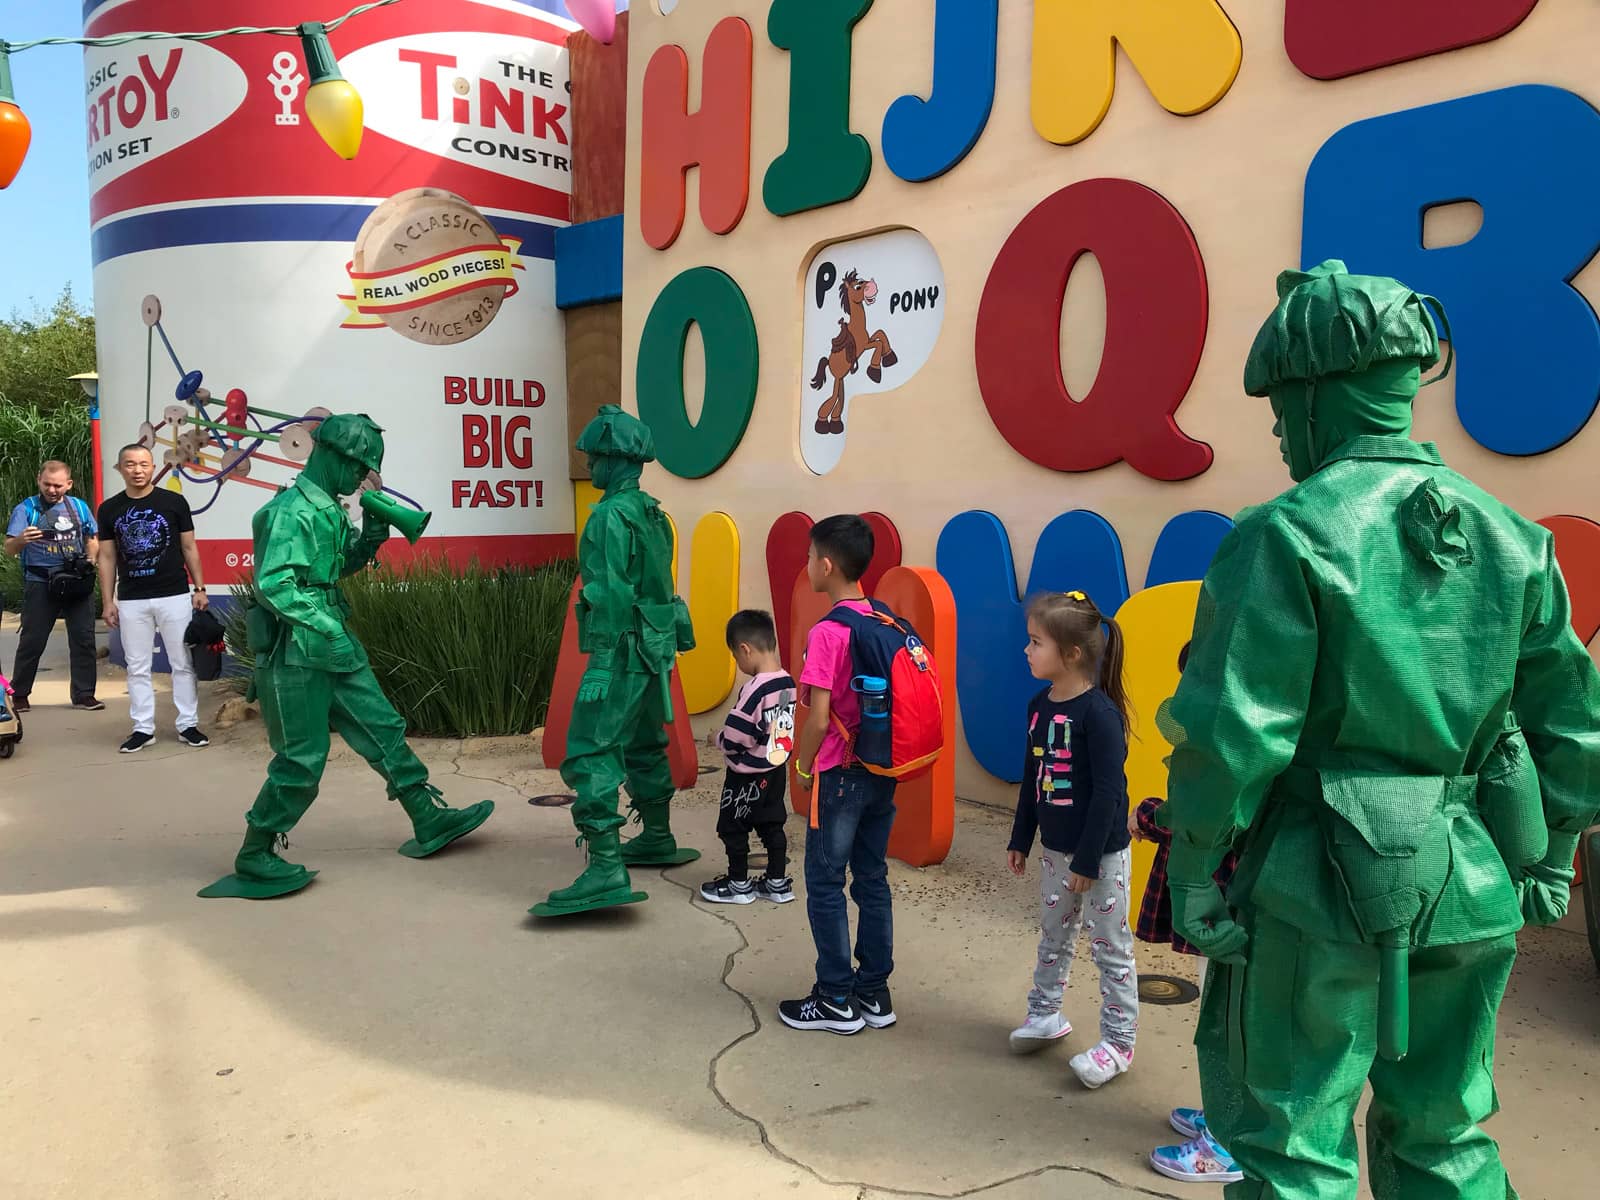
223;556;578;737
0;400;93;512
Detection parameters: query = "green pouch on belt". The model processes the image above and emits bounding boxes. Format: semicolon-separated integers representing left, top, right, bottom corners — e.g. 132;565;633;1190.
1477;718;1548;871
636;602;679;675
671;594;696;653
1314;771;1451;944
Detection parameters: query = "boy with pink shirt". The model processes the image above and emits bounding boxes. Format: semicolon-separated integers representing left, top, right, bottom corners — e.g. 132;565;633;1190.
779;515;897;1036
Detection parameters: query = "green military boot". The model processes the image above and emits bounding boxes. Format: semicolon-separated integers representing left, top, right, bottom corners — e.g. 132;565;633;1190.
395;784;496;859
531;829;648;916
619;797;701;867
198;826;319;899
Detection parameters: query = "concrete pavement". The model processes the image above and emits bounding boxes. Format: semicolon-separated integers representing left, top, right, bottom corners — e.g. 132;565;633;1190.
1;614;1595;1198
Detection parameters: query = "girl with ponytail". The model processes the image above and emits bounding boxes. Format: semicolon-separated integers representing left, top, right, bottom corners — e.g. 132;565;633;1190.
1003;590;1140;1090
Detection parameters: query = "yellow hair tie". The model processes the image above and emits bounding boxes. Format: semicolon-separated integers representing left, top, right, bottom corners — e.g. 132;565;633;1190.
1065;590;1087;602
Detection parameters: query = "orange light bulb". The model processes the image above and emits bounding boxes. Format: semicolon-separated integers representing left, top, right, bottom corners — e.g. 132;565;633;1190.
0;44;27;189
0;100;29;189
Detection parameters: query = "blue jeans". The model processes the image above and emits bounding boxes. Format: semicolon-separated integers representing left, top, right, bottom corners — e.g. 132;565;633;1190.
805;767;897;998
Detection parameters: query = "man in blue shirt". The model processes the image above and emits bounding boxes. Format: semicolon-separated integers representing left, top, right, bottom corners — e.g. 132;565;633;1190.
4;460;103;711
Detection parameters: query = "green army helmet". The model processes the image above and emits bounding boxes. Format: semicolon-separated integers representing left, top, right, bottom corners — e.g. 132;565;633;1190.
1243;260;1445;396
313;413;386;474
1243;261;1453;482
575;404;656;465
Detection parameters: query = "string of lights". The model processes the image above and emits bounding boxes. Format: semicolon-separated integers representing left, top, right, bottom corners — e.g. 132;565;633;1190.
0;0;403;53
0;0;409;186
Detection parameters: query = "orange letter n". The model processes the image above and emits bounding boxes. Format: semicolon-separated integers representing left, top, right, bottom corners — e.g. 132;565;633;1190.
640;16;754;251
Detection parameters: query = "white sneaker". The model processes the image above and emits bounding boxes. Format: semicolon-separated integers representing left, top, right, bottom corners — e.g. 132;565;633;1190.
1008;1011;1071;1053
1070;1040;1133;1088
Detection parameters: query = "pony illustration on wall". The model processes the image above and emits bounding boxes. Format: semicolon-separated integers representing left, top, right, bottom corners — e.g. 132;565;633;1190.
799;229;947;476
810;269;900;434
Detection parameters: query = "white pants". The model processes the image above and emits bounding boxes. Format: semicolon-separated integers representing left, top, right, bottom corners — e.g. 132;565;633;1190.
121;593;198;735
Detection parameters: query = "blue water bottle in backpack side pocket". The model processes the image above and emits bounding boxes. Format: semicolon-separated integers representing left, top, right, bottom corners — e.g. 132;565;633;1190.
853;675;891;767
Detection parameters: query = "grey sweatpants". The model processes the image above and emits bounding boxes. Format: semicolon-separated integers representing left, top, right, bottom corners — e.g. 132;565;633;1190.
1027;846;1139;1050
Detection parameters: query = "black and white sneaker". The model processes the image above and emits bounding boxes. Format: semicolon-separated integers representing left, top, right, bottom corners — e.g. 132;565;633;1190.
178;727;210;748
855;988;897;1029
119;732;155;754
755;875;796;904
699;875;755;904
778;989;864;1035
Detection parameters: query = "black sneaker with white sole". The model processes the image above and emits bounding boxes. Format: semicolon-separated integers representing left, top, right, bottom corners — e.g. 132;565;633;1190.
119;732;155;754
699;875;755;904
855;988;896;1029
73;695;106;711
778;989;865;1034
179;727;210;748
754;875;795;904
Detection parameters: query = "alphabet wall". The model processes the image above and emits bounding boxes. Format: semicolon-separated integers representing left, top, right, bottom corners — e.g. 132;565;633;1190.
555;1;1600;836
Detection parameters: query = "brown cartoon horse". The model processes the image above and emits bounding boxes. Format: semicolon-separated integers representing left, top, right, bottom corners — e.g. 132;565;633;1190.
808;270;898;434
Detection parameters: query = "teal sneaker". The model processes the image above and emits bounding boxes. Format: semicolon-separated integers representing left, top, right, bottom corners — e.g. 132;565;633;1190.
1149;1128;1243;1184
1170;1107;1205;1138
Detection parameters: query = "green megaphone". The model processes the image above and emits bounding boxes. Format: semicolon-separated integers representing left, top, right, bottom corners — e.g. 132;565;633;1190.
360;489;431;544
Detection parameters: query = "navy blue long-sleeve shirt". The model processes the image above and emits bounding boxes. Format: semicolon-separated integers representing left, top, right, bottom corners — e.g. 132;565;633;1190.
1007;686;1132;877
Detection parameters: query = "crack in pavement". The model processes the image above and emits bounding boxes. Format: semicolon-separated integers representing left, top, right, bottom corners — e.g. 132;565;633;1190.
656;868;1180;1200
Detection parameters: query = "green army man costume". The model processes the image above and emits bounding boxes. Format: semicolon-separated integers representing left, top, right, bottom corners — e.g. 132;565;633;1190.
532;405;698;917
199;414;494;899
1163;262;1600;1199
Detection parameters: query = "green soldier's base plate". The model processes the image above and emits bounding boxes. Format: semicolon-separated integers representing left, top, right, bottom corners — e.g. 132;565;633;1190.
530;888;649;918
620;845;701;868
198;869;318;899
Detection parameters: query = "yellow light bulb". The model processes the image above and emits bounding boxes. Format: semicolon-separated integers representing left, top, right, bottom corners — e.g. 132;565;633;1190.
305;78;364;160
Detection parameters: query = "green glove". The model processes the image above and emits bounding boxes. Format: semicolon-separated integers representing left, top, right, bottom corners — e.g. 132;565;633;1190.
577;667;612;704
1168;839;1248;964
1170;879;1249;964
1514;831;1581;927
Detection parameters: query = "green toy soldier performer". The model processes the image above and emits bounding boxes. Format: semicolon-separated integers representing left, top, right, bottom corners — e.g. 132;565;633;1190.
1162;262;1600;1199
200;414;494;899
532;405;697;917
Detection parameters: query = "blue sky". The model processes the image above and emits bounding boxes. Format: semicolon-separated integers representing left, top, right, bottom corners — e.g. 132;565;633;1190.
0;0;627;317
2;2;95;316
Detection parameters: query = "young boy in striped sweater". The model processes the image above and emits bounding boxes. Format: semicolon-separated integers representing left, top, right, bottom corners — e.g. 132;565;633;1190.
700;610;799;905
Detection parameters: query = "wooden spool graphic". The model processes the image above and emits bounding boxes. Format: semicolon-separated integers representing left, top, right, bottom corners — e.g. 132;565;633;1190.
162;448;182;468
279;424;315;462
164;404;188;427
350;187;509;347
141;295;162;327
177;430;207;465
220;447;252;479
137;421;157;449
303;406;332;423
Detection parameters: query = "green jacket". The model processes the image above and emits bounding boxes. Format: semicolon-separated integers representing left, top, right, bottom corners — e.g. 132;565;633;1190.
1167;435;1600;945
575;483;690;678
249;475;387;674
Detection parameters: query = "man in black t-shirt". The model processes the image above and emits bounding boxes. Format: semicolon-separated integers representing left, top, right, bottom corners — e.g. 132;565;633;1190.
96;444;211;753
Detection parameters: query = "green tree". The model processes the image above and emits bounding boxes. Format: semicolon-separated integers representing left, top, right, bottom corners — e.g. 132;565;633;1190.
0;285;97;414
0;286;95;541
